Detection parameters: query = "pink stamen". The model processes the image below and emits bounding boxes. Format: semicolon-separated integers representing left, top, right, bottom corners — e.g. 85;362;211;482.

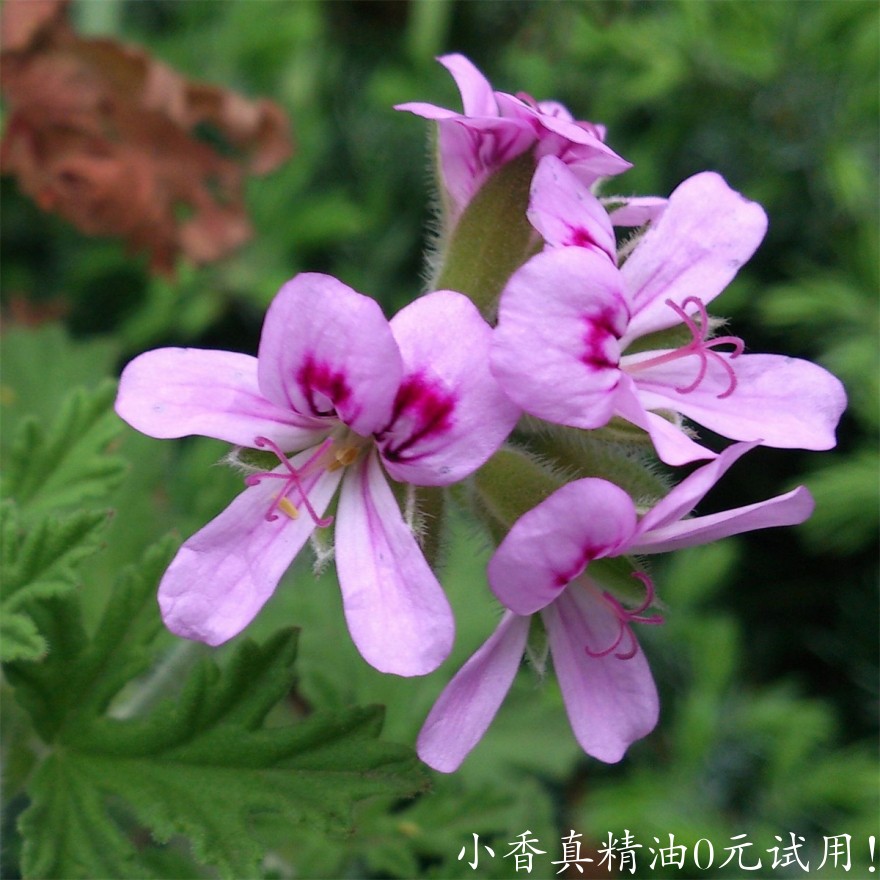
585;571;664;661
244;436;334;527
626;296;744;398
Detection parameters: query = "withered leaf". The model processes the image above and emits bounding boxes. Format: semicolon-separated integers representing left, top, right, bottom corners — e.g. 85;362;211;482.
0;0;293;275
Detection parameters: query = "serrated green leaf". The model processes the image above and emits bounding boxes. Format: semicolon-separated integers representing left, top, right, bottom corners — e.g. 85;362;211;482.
19;754;148;880
0;613;46;663
0;325;119;459
5;537;177;741
0;501;111;663
1;503;110;609
1;381;127;515
18;633;426;879
75;701;420;876
264;774;560;880
8;539;426;880
368;776;558;880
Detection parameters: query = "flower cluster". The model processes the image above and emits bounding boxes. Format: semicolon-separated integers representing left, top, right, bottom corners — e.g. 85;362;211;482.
115;55;846;772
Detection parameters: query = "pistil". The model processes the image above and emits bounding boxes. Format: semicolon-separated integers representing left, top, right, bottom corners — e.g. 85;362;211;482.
626;296;744;398
585;571;664;660
244;436;335;526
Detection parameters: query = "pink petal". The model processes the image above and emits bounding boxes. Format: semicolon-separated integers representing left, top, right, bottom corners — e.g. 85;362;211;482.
397;55;629;218
491;247;629;429
496;91;631;165
613;374;718;466
436;117;535;218
633;353;847;452
632;486;815;555
393;56;498;122
393;103;462;122
436;53;498;117
524;119;631;186
620;172;768;345
158;448;343;646
637;441;760;535
395;56;531;219
544;586;659;763
378;291;520;486
257;274;403;437
489;479;637;616
417;612;530;773
604;196;668;227
544;138;633;185
334;453;454;676
534;99;576;123
528;156;616;261
116;348;326;448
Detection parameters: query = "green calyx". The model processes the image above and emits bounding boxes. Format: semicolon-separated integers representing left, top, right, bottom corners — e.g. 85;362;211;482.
517;420;671;507
586;557;655;607
471;445;566;544
469;425;671;587
226;446;279;473
432;151;539;319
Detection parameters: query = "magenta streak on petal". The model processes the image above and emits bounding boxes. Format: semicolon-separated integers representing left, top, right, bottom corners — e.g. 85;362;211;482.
585;571;664;660
581;308;622;370
553;545;599;589
378;373;456;464
476;127;508;168
296;356;352;417
460;121;531;176
521;110;546;137
567;225;600;250
627;297;745;398
244;435;334;526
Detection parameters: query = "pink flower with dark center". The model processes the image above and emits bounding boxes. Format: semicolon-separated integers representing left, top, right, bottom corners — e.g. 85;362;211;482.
491;158;848;464
395;54;630;222
417;442;814;772
116;275;520;676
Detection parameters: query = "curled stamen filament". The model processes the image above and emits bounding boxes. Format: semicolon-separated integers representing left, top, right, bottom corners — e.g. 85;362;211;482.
585;571;664;661
627;296;744;398
244;435;334;527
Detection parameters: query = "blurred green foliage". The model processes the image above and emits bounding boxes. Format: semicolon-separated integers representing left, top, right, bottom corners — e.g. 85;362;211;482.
2;1;877;877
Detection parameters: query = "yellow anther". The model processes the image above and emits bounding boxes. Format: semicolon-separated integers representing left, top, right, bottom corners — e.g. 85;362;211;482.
277;497;300;520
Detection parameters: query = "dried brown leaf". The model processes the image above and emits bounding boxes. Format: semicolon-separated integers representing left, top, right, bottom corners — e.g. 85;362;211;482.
0;0;294;275
0;0;69;52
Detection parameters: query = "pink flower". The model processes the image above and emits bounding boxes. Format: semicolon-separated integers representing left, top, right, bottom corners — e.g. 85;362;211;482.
417;442;814;771
491;159;848;465
115;275;520;676
395;54;630;222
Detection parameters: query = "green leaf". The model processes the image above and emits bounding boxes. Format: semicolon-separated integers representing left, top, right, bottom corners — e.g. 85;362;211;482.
0;325;119;458
271;774;559;880
472;445;565;543
799;450;880;553
0;613;46;663
20;754;149;880
1;381;127;516
0;501;111;663
8;538;178;742
7;539;427;880
433;152;538;317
